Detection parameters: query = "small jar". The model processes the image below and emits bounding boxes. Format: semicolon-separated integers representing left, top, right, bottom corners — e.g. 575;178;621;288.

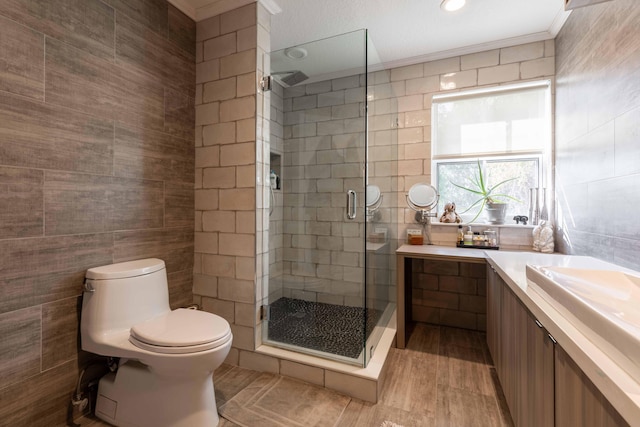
484;229;498;247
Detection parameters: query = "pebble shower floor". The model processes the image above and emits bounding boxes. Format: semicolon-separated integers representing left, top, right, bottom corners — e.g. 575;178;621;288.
267;297;382;359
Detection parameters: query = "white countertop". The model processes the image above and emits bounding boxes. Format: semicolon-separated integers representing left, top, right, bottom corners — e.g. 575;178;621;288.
485;251;640;425
396;244;487;262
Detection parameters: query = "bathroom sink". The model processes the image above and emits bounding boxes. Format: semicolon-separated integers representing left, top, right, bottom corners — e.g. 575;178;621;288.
526;264;640;383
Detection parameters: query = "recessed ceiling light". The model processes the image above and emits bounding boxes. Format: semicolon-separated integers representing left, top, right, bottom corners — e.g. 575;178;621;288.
441;0;466;12
284;47;308;60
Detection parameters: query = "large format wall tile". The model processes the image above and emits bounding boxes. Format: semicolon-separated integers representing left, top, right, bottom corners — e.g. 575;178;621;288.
168;4;196;57
168;268;194;309
165;181;196;228
44;172;164;235
0;15;44;100
165;88;196;141
102;0;168;35
42;297;81;371
45;37;165;132
0;307;41;388
0;234;113;315
114;227;194;274
0;0;195;423
0;167;43;239
0;360;76;427
116;11;195;97
114;124;194;182
0;92;113;175
0;0;114;61
555;0;640;269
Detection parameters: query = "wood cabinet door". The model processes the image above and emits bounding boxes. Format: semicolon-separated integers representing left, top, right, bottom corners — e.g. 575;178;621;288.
486;265;501;370
496;275;554;427
522;315;554;427
499;276;519;418
555;345;629;427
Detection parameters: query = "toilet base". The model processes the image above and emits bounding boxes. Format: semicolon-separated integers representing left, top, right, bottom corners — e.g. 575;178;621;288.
95;361;220;427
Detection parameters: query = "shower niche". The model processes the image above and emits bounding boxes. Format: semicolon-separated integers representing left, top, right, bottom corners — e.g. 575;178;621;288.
262;29;398;367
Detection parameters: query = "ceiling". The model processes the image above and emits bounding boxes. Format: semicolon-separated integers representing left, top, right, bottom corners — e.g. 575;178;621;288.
171;0;570;74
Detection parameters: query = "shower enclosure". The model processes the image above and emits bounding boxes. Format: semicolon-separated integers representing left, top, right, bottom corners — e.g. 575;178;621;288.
261;30;398;367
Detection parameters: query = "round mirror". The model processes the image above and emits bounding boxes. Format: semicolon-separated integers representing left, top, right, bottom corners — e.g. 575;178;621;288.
366;185;381;208
407;183;438;209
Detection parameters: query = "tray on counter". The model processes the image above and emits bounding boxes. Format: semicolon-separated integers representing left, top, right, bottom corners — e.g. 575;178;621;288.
456;243;500;250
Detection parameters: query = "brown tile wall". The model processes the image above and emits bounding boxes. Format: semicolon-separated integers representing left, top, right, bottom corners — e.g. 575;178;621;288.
554;0;640;270
0;1;195;424
411;260;487;331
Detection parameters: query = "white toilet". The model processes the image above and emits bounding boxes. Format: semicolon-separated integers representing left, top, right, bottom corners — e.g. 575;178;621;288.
81;258;232;427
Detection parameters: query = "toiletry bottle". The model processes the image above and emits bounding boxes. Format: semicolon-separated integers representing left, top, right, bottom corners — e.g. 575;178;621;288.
270;170;277;189
463;227;473;246
457;225;464;245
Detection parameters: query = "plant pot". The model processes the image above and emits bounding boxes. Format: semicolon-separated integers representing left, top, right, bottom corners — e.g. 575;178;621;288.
485;202;508;224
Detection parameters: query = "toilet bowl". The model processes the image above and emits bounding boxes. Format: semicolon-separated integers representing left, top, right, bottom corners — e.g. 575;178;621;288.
80;258;233;427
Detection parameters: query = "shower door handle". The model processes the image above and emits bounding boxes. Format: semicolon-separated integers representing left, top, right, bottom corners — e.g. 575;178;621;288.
346;190;357;220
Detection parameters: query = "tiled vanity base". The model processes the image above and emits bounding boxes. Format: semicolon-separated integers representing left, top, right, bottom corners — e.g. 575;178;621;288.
411;258;487;332
397;245;487;348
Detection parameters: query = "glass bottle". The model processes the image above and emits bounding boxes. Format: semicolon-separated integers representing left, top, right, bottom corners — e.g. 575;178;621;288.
529;188;539;225
539;188;549;221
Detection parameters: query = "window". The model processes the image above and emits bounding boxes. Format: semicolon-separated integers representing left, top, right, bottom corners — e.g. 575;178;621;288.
432;81;551;223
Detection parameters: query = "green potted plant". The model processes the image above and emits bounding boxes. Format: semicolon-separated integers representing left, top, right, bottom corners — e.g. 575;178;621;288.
450;160;519;224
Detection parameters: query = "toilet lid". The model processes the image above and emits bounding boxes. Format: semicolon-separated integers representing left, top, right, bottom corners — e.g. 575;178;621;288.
130;309;231;350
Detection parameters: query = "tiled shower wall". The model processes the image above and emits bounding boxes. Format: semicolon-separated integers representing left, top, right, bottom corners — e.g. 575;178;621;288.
272;70;399;311
279;75;369;307
554;0;640;270
0;1;195;424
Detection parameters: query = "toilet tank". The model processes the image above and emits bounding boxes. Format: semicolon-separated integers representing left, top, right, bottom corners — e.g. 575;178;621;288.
81;259;171;344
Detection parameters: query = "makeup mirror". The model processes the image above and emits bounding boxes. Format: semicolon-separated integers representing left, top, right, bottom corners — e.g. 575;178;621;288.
366;184;383;221
406;183;440;245
407;183;438;210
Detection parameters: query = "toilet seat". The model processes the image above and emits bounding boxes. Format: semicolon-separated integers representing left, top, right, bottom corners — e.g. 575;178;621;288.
129;309;231;355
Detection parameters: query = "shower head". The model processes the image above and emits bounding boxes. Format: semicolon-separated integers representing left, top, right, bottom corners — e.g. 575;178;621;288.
273;70;309;86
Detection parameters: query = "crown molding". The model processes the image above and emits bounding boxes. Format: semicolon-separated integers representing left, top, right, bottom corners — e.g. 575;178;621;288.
196;0;254;21
168;0;196;20
259;0;282;15
548;7;572;36
170;0;282;22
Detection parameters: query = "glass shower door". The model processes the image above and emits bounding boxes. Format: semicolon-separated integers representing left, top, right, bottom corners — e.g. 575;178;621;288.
263;30;370;365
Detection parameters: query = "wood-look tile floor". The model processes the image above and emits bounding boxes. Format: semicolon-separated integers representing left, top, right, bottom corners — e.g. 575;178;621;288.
75;323;513;427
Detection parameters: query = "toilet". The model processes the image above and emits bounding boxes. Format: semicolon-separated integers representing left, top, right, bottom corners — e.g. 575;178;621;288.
80;258;232;427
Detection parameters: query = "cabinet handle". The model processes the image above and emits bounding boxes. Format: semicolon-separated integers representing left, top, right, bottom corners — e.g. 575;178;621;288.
535;320;543;329
547;333;557;344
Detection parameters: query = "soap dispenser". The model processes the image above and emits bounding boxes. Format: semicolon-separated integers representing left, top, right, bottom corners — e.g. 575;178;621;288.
463;226;473;246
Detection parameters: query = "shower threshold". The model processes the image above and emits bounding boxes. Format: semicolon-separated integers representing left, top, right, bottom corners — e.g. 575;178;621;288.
256;304;396;402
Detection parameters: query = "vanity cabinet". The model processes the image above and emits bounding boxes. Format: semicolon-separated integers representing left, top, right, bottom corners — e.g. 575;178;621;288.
487;265;628;427
555;346;629;427
487;265;554;427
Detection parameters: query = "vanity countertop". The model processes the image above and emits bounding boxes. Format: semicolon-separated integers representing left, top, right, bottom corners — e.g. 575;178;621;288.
396;244;487;262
